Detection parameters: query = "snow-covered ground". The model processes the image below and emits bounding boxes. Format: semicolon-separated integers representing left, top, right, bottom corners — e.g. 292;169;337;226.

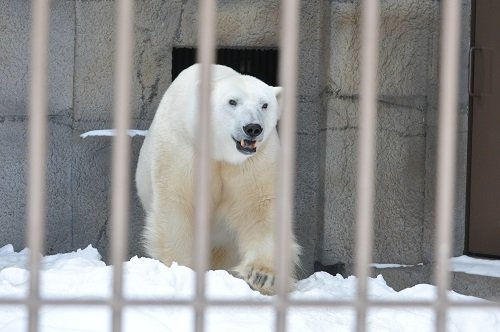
0;245;499;332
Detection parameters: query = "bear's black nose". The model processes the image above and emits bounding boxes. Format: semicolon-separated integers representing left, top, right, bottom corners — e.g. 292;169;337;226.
243;124;263;138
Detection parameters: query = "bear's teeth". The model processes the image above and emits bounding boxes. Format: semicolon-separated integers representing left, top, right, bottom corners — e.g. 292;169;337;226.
239;139;257;150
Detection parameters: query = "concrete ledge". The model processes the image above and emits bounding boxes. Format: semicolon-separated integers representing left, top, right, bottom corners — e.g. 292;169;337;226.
451;272;500;302
371;265;431;291
372;266;500;302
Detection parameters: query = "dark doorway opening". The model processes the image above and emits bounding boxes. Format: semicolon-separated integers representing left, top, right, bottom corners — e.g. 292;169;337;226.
172;48;279;86
466;0;500;258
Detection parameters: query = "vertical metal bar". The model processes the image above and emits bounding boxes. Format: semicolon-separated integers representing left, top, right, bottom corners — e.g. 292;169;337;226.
434;1;461;331
275;0;300;331
110;1;134;331
354;1;380;332
194;0;217;331
27;0;51;331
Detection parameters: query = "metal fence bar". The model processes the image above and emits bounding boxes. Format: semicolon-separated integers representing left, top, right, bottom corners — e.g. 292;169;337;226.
26;0;51;331
275;0;301;331
354;0;381;332
434;1;462;332
2;297;499;309
110;1;134;331
194;0;217;331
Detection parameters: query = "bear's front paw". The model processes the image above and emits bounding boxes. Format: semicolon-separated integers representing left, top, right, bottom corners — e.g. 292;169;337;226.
234;264;276;295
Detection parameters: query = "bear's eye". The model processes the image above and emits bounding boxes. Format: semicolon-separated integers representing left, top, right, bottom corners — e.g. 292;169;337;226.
262;103;268;110
229;99;237;106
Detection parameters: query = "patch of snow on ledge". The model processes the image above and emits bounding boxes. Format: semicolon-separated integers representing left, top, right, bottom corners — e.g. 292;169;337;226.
370;263;423;269
451;255;500;278
80;129;148;138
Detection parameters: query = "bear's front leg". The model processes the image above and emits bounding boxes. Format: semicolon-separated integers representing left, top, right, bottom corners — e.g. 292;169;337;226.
143;200;195;268
234;234;276;295
233;219;300;295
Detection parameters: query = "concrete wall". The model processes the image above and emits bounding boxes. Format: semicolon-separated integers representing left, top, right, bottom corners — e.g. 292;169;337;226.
321;0;432;271
319;0;471;277
0;0;471;283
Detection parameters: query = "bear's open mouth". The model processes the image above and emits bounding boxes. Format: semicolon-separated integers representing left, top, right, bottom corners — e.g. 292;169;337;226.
234;138;257;155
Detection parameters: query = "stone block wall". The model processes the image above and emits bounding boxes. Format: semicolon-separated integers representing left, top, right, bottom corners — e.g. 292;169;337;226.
319;0;471;276
321;0;437;270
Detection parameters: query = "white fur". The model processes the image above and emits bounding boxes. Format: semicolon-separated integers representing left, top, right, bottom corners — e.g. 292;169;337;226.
136;64;300;294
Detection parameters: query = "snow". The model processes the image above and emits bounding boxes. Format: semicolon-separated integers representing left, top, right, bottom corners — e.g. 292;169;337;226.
80;129;148;138
370;262;423;269
1;245;499;332
451;255;500;278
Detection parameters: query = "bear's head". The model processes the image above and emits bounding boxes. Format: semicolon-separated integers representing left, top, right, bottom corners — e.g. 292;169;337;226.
209;74;282;165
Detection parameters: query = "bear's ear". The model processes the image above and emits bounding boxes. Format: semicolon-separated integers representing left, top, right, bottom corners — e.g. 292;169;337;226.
272;86;283;118
272;86;283;98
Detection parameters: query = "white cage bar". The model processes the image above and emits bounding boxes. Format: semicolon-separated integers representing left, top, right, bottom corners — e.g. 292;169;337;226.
193;0;217;331
109;1;134;331
353;0;380;331
274;0;300;331
434;1;462;331
0;1;498;332
26;0;51;331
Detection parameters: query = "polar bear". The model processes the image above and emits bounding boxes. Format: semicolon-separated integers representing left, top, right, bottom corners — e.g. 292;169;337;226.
135;64;300;294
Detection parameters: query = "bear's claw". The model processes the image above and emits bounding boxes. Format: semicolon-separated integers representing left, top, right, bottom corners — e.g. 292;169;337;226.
234;264;276;295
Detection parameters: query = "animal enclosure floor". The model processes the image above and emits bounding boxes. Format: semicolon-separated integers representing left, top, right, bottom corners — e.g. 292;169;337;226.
0;245;499;332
